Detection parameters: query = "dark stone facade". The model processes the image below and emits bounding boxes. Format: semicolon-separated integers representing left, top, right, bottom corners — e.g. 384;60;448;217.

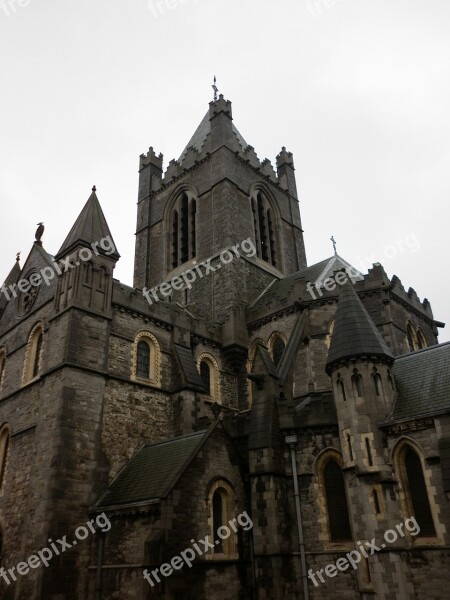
0;95;449;600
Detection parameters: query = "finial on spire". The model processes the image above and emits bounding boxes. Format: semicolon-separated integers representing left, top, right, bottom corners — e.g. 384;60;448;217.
212;75;218;102
92;185;96;193
16;251;21;262
330;235;337;255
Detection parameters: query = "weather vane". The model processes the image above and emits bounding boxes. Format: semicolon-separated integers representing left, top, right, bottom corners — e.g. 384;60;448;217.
212;75;218;102
331;235;337;255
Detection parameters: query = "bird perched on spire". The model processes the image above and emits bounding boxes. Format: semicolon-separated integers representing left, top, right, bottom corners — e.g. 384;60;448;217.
35;222;45;243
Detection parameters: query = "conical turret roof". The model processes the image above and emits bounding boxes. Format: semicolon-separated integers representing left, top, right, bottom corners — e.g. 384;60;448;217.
326;283;394;373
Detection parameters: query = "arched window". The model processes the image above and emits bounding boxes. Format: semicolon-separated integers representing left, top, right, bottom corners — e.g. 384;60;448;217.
407;323;417;352
372;368;383;396
0;425;10;490
337;374;346;402
387;369;395;391
23;323;44;384
197;354;220;402
351;369;363;397
200;361;211;395
132;332;161;385
212;489;224;553
170;192;197;269
323;459;352;542
0;349;5;391
272;336;285;368
365;437;374;466
251;191;278;267
137;340;151;379
417;329;427;350
372;489;381;514
403;447;436;537
208;480;237;557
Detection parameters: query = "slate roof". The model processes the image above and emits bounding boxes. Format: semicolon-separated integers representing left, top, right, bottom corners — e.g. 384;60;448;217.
56;189;119;260
97;430;208;507
178;110;249;163
250;255;363;313
326;283;394;373
389;342;450;421
174;344;205;390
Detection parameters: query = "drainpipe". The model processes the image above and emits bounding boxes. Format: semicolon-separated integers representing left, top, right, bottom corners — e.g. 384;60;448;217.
285;433;309;600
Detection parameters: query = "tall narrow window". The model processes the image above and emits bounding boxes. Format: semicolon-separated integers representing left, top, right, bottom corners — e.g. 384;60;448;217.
372;489;381;514
352;369;363;397
136;341;150;379
365;437;373;467
252;191;278;267
417;329;427;350
347;434;354;462
172;210;179;269
251;199;260;258
212;489;224;553
0;350;5;391
272;336;285;368
180;193;189;264
323;460;352;541
373;370;383;396
200;361;211;396
133;333;160;385
267;209;277;266
337;375;346;402
23;324;44;384
33;332;43;378
407;323;417;352
0;425;10;489
404;448;435;536
257;193;268;261
171;191;197;269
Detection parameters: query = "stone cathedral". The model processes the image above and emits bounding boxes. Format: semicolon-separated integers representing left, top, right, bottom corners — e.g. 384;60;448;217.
0;94;449;600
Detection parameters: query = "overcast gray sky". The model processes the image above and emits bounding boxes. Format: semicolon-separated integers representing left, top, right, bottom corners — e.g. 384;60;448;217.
1;0;449;341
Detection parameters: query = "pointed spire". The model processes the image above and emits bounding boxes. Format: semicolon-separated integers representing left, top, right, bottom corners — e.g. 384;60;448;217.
326;283;394;374
0;256;22;312
55;187;119;260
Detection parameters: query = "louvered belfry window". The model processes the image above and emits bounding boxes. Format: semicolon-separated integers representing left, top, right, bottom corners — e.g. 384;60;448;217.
323;460;352;542
171;192;196;269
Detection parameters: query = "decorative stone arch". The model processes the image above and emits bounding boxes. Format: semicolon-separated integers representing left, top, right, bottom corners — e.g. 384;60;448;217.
267;331;286;368
0;348;5;392
205;478;237;558
249;182;283;271
197;353;220;403
164;183;199;272
22;322;44;385
131;331;161;386
0;423;10;491
314;448;353;547
391;437;442;542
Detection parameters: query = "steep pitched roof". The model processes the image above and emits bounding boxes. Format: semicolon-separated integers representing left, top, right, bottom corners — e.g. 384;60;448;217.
56;188;119;259
97;429;210;507
249;255;363;314
326;283;394;373
389;342;450;421
174;344;205;391
0;258;22;314
178;109;249;163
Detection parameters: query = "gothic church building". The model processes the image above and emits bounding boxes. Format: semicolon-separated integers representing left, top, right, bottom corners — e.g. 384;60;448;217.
0;95;449;600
